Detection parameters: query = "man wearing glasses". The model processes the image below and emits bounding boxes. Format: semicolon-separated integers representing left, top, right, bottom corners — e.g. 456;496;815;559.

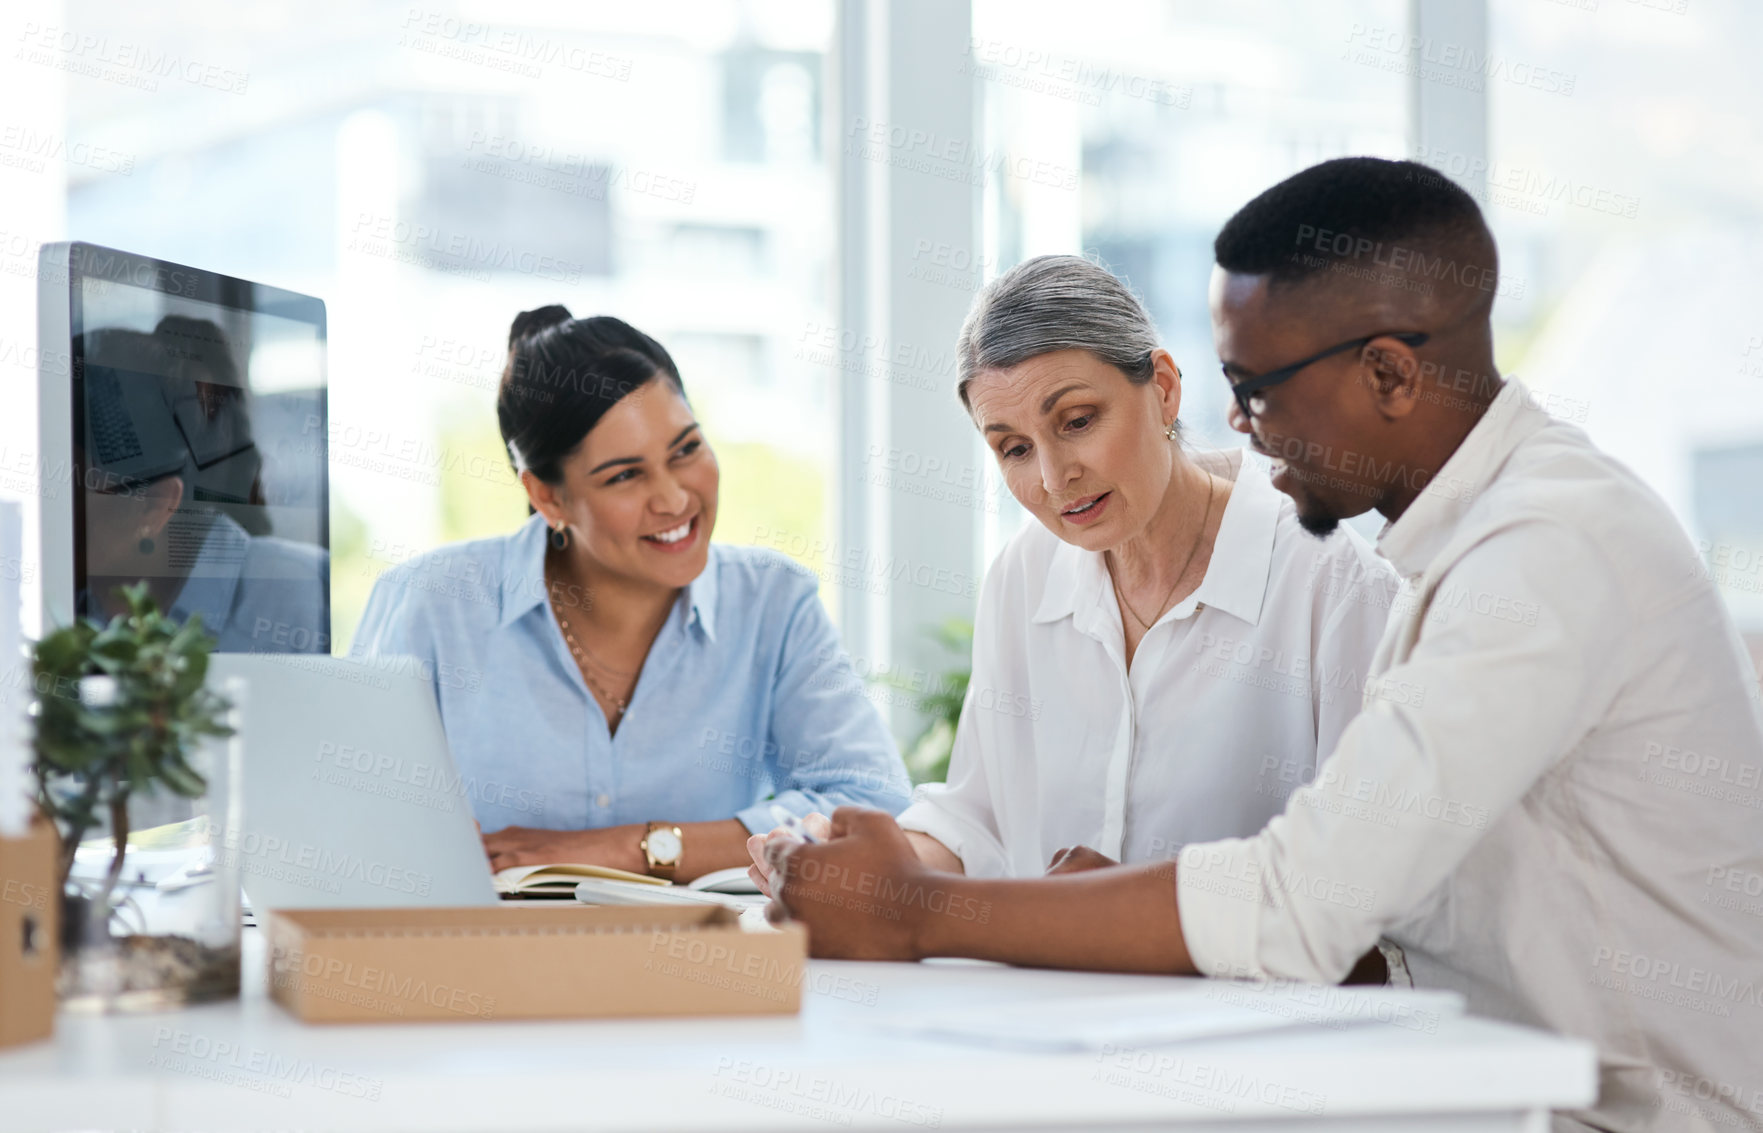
764;157;1763;1132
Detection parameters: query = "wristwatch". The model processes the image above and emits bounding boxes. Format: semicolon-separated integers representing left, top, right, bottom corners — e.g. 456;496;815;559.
640;822;684;882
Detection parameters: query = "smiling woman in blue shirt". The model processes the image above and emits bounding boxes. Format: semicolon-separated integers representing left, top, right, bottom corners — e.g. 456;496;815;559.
352;306;911;882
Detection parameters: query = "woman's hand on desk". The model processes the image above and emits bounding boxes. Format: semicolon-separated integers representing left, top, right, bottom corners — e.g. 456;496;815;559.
1045;846;1117;875
483;825;646;874
744;812;832;897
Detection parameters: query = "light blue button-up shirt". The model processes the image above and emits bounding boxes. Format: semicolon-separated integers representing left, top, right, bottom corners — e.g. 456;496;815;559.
350;514;911;834
169;514;331;654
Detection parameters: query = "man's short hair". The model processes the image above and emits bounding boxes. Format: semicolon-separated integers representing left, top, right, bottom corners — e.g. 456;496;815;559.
1214;157;1493;291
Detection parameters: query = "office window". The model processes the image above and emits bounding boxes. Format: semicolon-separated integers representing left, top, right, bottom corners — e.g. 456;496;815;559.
1486;0;1763;639
970;0;1409;558
46;0;839;650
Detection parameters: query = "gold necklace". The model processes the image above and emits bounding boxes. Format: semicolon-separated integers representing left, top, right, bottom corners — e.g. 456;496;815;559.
568;618;638;677
551;600;631;718
1110;474;1218;631
544;554;637;677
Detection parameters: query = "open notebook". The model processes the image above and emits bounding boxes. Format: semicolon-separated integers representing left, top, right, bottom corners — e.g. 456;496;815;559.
494;863;763;898
493;863;665;897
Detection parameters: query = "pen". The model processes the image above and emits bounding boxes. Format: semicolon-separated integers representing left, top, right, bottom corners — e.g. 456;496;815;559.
768;804;819;844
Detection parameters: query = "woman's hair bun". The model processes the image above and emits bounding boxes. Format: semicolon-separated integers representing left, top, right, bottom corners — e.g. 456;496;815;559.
507;304;573;348
497;313;685;493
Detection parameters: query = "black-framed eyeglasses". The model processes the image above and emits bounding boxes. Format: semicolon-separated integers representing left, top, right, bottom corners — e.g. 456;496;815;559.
1223;331;1430;419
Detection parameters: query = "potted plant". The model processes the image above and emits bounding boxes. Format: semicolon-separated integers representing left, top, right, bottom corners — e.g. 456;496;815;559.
32;582;242;1010
876;618;972;785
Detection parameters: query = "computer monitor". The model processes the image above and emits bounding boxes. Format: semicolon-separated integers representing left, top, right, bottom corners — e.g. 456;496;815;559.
36;243;331;652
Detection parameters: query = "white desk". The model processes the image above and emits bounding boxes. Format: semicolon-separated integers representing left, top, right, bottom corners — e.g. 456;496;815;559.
0;928;1595;1132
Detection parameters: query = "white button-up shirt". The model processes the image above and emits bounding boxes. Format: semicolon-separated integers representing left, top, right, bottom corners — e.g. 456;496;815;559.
1177;379;1763;1133
897;447;1399;878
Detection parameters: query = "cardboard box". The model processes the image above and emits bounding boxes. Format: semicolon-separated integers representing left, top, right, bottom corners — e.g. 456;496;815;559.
0;819;59;1048
265;904;807;1023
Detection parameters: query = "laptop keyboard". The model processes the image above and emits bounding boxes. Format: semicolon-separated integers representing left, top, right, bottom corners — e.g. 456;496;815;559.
87;368;145;463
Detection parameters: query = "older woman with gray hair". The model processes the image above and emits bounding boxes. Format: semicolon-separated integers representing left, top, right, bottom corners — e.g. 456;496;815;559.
749;254;1399;883
893;254;1406;880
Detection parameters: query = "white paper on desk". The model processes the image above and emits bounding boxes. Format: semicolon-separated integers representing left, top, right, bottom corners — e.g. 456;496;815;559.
876;983;1466;1052
571;878;767;911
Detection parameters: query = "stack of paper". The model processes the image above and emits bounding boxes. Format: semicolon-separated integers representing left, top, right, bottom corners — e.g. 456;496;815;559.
876;983;1465;1051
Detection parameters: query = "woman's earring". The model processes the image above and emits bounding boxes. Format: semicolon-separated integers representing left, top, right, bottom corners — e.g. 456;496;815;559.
137;525;154;555
549;523;571;551
1165;420;1180;442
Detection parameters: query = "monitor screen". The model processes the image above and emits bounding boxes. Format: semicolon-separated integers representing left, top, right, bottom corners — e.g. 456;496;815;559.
70;254;329;653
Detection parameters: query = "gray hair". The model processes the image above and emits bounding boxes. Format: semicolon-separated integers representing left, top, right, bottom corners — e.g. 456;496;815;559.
955;254;1162;410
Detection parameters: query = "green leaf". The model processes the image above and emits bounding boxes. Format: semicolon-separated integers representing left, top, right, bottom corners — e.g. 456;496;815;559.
158;750;207;797
28;581;230;841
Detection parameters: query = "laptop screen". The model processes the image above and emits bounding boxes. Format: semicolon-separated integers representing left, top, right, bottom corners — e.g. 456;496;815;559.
70;253;330;653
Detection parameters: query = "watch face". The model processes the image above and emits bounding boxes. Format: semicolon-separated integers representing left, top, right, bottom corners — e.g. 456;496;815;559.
647;828;683;864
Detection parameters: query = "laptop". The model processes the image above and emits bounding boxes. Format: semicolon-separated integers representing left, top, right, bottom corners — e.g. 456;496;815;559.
207;653;500;910
82;363;189;484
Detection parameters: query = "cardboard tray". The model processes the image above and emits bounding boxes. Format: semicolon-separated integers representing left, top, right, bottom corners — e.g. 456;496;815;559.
0;820;59;1049
265;903;807;1023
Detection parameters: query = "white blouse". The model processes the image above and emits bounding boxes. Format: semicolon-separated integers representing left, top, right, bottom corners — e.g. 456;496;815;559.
897;447;1400;877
